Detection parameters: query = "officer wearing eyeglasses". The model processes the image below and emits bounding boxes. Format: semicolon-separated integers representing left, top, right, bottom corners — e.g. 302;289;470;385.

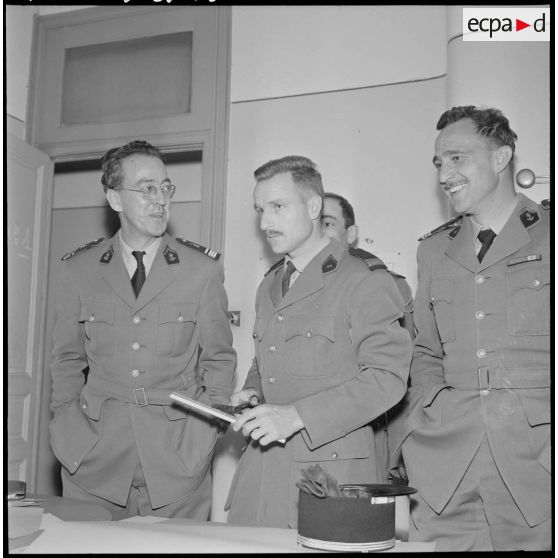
49;140;236;519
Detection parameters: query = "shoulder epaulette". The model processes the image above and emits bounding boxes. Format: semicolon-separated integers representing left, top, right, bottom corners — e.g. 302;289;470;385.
541;199;550;210
349;247;387;272
61;238;104;261
418;215;463;241
176;238;220;260
265;258;285;276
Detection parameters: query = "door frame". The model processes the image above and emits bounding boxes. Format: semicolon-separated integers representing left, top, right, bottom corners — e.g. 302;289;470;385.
26;5;231;251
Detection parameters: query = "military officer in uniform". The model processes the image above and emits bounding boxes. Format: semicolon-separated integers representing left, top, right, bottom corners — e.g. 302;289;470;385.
321;192;415;338
224;155;412;528
399;106;550;550
321;191;415;484
50;140;236;519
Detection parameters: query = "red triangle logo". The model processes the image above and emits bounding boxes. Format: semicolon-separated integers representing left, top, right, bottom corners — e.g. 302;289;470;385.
516;19;530;31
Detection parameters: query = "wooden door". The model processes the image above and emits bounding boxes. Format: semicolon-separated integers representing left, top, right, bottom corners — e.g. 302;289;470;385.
7;134;54;491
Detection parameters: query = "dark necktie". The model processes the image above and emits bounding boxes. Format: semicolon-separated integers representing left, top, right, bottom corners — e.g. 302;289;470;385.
477;229;496;263
281;261;297;297
131;251;146;297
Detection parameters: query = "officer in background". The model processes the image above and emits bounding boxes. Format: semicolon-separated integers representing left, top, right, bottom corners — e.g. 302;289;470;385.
321;192;415;338
224;155;412;528
400;106;550;550
50;140;236;519
321;192;414;484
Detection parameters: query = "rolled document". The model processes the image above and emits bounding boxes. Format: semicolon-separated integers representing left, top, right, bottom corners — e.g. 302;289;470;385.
169;392;286;444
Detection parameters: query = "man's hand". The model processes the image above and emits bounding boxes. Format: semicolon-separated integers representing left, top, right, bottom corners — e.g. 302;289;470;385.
232;404;304;446
230;388;260;408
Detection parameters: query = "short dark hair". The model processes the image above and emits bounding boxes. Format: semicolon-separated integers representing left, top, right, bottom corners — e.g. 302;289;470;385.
324;192;355;229
254;155;324;202
101;140;164;193
437;105;518;158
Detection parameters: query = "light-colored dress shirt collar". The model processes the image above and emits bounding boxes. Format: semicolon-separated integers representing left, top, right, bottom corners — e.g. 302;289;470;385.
284;235;330;287
469;195;519;253
119;231;163;278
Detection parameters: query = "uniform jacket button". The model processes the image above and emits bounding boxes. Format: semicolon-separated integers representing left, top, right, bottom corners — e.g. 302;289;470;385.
306;331;312;338
475;311;485;320
475;275;485;284
89;315;95;322
277;314;284;322
477;349;486;358
268;377;276;383
131;369;140;378
331;452;338;459
178;315;184;322
132;315;141;324
132;342;141;351
269;345;276;352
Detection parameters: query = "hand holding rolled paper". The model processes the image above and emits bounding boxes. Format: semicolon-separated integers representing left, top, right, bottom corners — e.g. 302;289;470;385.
296;464;341;498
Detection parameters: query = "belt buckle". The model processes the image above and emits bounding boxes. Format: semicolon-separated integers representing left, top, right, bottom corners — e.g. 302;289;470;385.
133;388;148;407
478;367;490;393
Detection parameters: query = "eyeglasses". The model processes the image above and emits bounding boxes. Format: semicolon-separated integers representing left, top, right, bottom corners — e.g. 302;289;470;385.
116;184;176;200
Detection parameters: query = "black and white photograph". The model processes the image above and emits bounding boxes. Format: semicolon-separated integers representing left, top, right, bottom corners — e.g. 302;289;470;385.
6;3;551;553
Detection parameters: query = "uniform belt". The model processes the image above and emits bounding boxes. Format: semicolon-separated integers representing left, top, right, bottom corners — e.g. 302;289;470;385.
86;374;202;407
444;368;550;391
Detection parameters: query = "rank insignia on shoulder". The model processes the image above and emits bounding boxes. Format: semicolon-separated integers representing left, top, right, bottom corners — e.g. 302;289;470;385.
322;255;338;274
62;237;104;261
164;245;179;265
519;208;539;228
418;215;463;241
176;238;220;260
99;246;114;264
265;258;285;276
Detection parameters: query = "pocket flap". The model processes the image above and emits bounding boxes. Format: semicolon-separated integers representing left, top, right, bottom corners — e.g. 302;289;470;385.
79;386;109;420
519;389;550;426
422;383;452;408
79;302;114;324
285;315;335;342
158;303;197;324
294;428;372;462
507;264;550;294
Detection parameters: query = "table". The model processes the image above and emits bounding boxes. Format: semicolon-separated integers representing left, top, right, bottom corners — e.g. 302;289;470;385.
10;513;435;553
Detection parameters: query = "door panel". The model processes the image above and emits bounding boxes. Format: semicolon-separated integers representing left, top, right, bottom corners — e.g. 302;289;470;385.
7;134;53;491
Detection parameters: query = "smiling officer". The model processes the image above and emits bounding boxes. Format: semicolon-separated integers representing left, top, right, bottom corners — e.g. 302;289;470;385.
400;107;550;550
49;140;236;519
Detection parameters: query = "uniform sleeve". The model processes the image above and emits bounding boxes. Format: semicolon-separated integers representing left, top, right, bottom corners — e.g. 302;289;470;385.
406;243;445;410
294;270;413;449
197;262;237;404
50;263;88;416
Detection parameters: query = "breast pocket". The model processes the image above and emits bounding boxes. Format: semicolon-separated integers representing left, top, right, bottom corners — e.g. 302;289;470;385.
157;303;197;356
283;314;337;378
429;279;455;343
507;264;550;336
80;302;115;355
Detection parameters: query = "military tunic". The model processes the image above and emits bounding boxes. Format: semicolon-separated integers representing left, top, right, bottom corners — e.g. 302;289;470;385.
50;232;236;511
400;194;550;549
225;239;412;528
